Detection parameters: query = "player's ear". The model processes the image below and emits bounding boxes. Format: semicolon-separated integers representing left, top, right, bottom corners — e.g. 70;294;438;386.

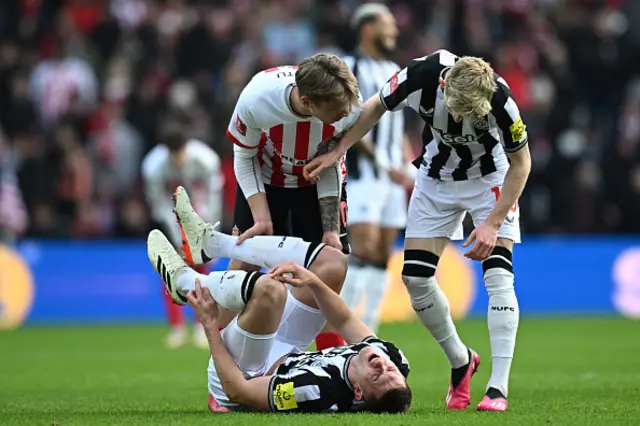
300;95;311;108
439;77;445;88
353;383;364;401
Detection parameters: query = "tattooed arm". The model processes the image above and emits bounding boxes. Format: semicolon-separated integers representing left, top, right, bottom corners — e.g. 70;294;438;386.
315;139;343;249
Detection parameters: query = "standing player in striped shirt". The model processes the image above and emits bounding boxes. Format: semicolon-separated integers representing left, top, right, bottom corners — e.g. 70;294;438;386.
305;49;532;412
224;53;361;350
340;3;415;333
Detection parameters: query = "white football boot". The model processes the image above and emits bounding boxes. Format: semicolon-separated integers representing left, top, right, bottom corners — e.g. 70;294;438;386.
147;229;189;305
172;185;220;265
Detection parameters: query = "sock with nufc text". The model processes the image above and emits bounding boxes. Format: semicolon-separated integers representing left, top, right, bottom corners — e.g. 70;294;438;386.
483;246;519;398
177;268;264;313
402;250;469;372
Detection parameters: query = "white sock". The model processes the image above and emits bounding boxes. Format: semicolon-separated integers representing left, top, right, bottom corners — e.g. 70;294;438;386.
403;250;469;368
484;250;519;397
340;258;366;310
362;263;389;332
176;268;261;312
205;233;320;270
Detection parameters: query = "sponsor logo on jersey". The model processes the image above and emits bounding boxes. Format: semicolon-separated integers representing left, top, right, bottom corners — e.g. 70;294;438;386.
235;115;247;136
419;107;434;117
509;116;526;141
432;128;478;145
273;382;298;411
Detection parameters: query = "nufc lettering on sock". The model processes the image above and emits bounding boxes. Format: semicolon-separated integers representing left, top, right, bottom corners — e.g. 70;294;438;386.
278;236;286;248
491;306;515;312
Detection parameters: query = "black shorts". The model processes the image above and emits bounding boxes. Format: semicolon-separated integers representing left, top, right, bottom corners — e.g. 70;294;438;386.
234;181;350;255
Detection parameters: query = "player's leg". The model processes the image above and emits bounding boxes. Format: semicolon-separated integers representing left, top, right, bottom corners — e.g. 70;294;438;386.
290;185;347;349
467;176;521;412
217;185;290;329
403;175;479;410
337;179;385;317
359;183;408;332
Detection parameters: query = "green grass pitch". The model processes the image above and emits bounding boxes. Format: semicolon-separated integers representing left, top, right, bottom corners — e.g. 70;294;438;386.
1;318;639;425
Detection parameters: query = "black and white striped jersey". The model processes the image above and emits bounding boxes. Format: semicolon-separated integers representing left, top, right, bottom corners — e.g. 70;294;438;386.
379;49;528;181
267;336;410;413
343;53;405;180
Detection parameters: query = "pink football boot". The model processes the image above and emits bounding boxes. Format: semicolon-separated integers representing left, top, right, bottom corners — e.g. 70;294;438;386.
446;349;480;410
477;388;508;412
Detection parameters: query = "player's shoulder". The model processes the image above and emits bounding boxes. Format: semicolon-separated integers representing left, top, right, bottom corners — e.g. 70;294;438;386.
408;49;459;77
141;145;169;177
238;66;298;121
490;73;518;110
185;139;220;169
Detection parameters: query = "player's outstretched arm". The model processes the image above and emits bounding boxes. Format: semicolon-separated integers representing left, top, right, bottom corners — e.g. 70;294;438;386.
304;94;387;181
270;262;374;343
186;280;272;411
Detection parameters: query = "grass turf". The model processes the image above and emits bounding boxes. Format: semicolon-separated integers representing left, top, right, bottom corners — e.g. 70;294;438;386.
1;318;639;425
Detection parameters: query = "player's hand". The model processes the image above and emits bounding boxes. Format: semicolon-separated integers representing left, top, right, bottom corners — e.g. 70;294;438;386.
322;231;342;251
462;219;500;261
236;220;273;245
186;279;219;325
304;148;344;182
269;261;320;288
388;168;415;190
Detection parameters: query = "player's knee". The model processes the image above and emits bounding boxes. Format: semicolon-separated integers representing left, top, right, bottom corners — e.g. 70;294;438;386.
482;246;514;296
312;246;347;293
401;250;440;304
253;275;288;309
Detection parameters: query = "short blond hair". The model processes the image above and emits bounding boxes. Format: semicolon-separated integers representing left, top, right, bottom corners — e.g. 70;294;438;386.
296;53;360;108
444;56;497;118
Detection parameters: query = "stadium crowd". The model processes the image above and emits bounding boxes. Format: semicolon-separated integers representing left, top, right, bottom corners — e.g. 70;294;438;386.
0;0;639;242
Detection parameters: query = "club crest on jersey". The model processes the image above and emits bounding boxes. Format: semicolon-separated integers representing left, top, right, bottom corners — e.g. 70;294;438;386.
433;128;477;145
472;117;489;130
235;115;247;136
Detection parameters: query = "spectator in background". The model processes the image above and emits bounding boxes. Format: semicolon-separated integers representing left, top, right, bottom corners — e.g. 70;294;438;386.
0;136;28;245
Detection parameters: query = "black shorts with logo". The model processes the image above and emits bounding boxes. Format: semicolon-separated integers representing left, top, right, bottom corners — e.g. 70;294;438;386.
233;181;350;255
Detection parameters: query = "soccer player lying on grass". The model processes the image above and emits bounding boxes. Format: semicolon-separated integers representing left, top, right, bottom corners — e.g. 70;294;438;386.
147;191;411;413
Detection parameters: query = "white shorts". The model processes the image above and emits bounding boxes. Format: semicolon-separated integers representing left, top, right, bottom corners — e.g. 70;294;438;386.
207;289;326;410
347;179;407;228
405;168;521;243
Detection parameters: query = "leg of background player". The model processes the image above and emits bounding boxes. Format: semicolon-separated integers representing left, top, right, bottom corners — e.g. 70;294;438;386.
163;289;187;348
477;238;518;411
340;223;380;314
360;226;398;332
192;263;210;349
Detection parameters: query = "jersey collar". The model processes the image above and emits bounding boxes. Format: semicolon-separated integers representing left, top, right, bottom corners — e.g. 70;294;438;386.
285;84;312;120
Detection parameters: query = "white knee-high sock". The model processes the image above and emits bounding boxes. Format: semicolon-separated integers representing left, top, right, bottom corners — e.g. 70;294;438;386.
483;247;519;397
403;250;469;368
176;268;262;312
362;262;389;332
340;257;367;310
205;232;323;270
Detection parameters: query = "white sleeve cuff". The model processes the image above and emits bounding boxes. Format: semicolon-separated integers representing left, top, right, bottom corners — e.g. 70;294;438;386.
234;154;264;199
316;165;342;198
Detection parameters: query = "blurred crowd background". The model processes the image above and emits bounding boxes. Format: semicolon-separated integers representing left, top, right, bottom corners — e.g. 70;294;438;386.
1;0;639;243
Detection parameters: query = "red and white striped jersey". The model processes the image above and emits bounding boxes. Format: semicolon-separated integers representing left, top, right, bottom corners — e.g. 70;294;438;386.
142;139;224;246
226;66;361;189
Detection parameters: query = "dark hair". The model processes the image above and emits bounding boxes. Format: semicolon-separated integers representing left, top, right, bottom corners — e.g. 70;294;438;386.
366;385;412;414
161;122;187;153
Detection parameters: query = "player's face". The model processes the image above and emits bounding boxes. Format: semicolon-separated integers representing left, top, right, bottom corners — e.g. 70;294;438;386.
308;100;351;124
373;13;398;55
353;346;406;400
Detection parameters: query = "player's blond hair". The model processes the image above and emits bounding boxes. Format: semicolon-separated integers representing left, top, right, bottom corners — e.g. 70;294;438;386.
296;53;361;108
444;56;497;118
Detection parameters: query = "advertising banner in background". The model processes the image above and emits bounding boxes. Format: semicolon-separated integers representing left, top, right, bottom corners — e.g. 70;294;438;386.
0;237;639;328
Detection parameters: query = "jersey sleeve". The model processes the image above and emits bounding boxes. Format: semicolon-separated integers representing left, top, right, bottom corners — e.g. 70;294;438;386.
226;93;263;150
362;336;411;378
489;77;528;153
268;370;341;413
378;52;446;113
